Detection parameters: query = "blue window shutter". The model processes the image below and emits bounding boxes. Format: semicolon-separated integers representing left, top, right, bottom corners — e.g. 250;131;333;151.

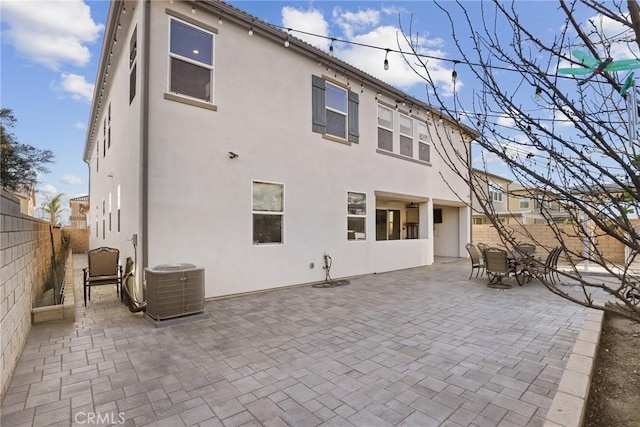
312;75;326;134
348;90;359;143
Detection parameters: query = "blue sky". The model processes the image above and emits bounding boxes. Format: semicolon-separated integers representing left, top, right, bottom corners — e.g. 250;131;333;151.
0;1;623;222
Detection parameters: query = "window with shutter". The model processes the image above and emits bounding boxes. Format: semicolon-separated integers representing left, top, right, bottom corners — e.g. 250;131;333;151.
312;75;359;143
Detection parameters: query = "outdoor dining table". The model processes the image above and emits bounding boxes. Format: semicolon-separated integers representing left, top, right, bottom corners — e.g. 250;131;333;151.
506;250;535;285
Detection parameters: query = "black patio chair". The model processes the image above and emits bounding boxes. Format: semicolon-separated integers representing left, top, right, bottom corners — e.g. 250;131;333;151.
83;247;122;306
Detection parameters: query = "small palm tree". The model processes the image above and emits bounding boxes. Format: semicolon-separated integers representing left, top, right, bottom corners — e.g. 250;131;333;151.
40;193;67;225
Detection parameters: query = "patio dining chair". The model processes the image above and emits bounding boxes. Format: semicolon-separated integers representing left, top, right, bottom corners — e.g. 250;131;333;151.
484;247;513;289
465;243;485;279
516;243;536;256
83;247;123;306
532;246;563;285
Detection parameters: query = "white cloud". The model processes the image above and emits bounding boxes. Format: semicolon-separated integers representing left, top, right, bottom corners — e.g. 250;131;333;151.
1;0;103;70
496;114;515;128
60;174;83;186
332;7;379;38
338;25;458;94
39;184;58;196
282;6;330;50
75;121;86;130
59;73;94;103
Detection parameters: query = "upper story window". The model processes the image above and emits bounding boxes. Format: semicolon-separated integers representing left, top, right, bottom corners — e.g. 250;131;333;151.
377;104;393;151
399;114;413;157
520;198;530;209
418;122;430;162
489;181;503;202
312;75;359;143
169;18;214;102
326;83;347;138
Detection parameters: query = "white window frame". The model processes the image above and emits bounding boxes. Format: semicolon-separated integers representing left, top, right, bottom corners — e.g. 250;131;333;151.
168;17;215;103
347;192;366;241
520;198;530;209
489;182;503;202
418;122;430;162
399;114;413;157
252;181;284;245
325;81;348;139
377;104;394;151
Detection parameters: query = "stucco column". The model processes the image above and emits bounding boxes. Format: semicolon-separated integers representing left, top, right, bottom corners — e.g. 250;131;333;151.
421;199;434;264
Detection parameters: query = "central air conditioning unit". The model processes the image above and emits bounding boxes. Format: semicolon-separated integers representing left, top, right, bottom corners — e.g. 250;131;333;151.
144;263;205;324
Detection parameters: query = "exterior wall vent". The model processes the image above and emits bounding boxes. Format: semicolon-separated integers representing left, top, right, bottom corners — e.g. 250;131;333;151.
145;264;205;322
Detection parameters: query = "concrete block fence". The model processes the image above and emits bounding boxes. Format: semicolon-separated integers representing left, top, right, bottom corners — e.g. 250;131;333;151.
0;190;64;401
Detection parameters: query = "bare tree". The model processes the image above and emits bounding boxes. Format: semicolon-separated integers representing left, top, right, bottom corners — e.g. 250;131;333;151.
403;0;640;322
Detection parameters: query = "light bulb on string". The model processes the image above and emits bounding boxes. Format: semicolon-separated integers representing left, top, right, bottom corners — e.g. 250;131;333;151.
383;49;390;71
284;29;291;47
329;39;335;57
535;86;542;100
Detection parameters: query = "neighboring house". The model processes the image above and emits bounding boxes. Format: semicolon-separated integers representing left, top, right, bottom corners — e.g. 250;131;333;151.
83;0;475;298
507;184;571;224
472;169;570;224
9;186;36;217
69;195;89;229
471;169;511;224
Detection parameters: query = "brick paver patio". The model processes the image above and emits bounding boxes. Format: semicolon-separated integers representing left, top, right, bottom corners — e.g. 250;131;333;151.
0;254;588;426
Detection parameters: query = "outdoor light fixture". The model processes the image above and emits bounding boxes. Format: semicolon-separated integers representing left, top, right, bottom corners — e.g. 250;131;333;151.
535;86;542;100
384;49;390;70
284;29;291;47
452;69;458;84
329;39;335;57
218;16;223;25
248;23;254;36
191;5;196;14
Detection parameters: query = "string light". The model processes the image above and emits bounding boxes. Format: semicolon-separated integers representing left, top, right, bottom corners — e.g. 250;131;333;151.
248;21;254;36
384;49;390;71
218;16;223;25
284;29;291;47
255;22;589;78
535;86;542;100
192;5;196;14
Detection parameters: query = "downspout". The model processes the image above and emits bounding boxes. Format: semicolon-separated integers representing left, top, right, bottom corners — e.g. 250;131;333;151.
141;0;151;274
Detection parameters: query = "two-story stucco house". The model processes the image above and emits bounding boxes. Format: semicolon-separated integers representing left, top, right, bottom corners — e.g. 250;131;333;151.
83;0;475;298
472;169;570;225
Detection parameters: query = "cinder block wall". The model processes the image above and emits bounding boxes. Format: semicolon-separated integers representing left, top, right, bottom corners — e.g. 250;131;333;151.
473;221;640;263
1;190;63;401
63;228;89;253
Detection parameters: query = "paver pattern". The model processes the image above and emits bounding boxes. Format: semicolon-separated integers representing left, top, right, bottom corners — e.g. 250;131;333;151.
0;255;587;426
